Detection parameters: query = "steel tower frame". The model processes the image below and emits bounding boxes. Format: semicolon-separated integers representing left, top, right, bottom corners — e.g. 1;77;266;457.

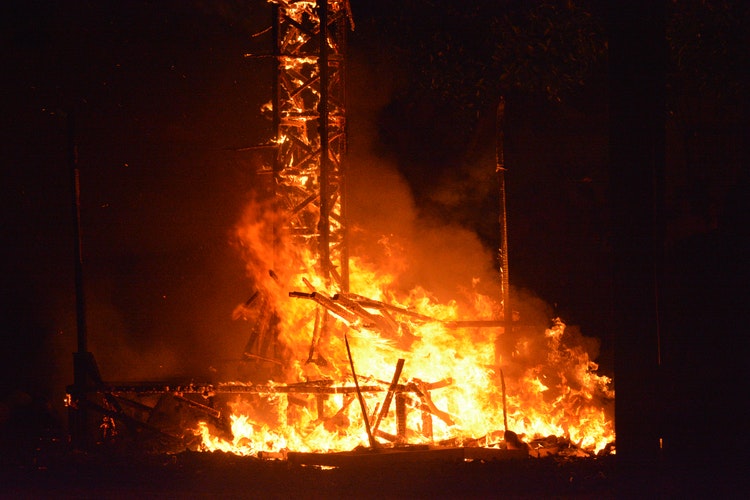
269;0;352;291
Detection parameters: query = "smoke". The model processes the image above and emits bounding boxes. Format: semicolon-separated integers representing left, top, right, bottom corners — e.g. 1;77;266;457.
347;155;497;296
344;54;510;320
341;37;614;428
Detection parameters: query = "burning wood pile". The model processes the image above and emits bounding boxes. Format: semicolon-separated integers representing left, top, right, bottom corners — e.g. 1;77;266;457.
192;271;615;462
78;284;614;461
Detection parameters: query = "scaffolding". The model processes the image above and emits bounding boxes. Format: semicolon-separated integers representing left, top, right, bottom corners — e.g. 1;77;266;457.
65;1;493;454
268;0;352;289
240;0;354;371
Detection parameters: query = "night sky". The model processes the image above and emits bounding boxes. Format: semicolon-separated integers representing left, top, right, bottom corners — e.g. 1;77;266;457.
1;0;747;461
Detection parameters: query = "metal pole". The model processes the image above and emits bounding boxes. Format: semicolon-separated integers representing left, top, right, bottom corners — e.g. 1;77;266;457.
271;3;281;274
271;3;280;175
67;112;91;447
68;113;88;358
317;0;331;283
496;97;511;334
339;3;351;292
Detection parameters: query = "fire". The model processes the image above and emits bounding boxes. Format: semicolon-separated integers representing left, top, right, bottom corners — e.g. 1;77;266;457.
197;214;615;456
194;0;614;459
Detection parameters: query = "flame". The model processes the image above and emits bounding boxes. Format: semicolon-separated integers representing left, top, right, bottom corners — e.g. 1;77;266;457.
198;213;615;455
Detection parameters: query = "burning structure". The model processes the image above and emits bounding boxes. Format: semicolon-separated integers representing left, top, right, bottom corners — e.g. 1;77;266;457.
66;0;614;463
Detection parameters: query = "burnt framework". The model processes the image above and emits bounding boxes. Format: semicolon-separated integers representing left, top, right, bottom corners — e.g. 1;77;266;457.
67;378;454;451
268;0;351;288
241;0;353;369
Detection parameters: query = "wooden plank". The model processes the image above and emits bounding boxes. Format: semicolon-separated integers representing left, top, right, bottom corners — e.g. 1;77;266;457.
463;447;529;461
286;447;528;467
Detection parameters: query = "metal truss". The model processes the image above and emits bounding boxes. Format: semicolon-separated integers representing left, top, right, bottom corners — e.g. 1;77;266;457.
269;0;352;290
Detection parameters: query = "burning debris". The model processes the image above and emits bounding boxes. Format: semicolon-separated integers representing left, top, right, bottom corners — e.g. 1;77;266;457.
195;285;614;460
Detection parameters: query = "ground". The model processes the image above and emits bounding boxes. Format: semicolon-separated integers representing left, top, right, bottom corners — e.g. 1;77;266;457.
3;446;618;499
4;437;748;498
0;403;743;498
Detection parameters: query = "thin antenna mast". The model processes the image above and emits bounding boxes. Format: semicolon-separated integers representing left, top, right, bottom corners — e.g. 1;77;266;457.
496;97;511;334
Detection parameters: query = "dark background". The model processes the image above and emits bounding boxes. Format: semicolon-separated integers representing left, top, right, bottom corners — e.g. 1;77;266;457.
1;1;747;481
2;0;267;408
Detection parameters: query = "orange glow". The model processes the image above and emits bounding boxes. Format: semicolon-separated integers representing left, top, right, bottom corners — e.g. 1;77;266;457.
197;0;614;459
197;216;615;455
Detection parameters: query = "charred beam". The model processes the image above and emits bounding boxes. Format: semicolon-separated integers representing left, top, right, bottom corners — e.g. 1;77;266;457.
289;290;359;325
444;319;508;329
414;380;455;427
372;358;405;434
332;293;396;334
344;334;377;448
82;382;384;396
421;403;433;440
334;292;438;323
395;393;407;441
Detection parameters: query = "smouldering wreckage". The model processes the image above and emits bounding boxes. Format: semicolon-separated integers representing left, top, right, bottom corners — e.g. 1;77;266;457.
66;0;614;464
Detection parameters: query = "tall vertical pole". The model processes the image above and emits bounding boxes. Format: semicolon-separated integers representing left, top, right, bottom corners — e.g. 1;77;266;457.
317;0;331;284
68;113;87;358
496;97;511;337
270;3;281;274
271;3;281;175
609;0;664;493
68;112;94;447
338;5;350;293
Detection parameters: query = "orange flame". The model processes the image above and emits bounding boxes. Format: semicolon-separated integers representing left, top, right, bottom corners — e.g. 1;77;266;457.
197;202;615;456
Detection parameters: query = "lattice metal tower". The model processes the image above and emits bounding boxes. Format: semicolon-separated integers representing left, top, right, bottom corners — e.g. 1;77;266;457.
241;1;353;372
268;0;352;291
